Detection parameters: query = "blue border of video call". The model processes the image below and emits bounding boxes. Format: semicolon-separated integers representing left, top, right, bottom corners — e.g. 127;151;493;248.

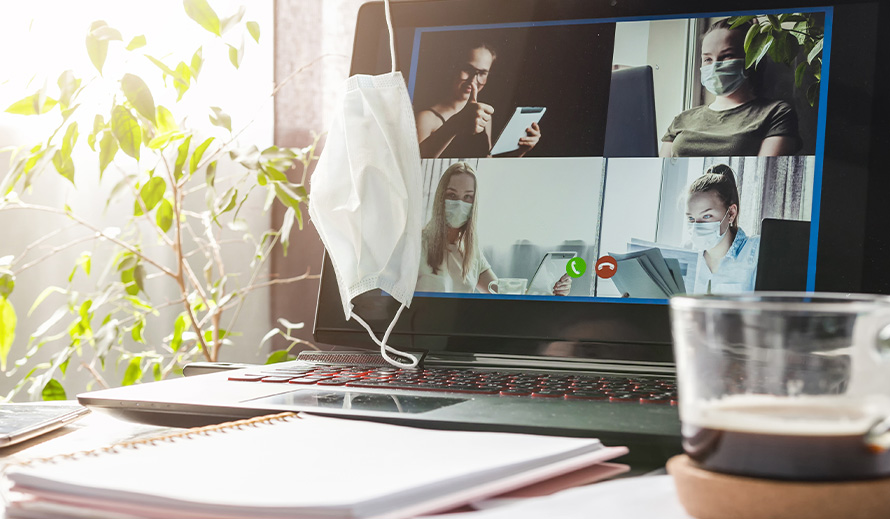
409;6;833;305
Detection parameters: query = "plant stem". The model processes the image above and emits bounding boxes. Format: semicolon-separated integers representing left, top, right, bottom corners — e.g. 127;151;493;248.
12;234;95;275
0;203;176;278
80;362;111;390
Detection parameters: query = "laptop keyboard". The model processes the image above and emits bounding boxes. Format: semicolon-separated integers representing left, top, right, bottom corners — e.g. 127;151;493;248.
228;366;677;405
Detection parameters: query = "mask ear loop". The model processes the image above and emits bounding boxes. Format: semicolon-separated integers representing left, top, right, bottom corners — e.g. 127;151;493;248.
384;0;396;74
351;305;420;368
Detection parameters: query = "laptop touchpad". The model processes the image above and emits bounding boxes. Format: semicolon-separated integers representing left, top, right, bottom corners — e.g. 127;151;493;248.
246;390;467;414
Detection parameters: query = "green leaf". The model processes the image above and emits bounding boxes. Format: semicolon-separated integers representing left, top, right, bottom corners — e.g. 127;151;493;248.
729;16;755;29
247;21;260;43
99;131;118;177
62;122;78;157
86;34;109;74
118;255;138;272
795;62;808;88
88;114;105;151
183;0;221;36
111;105;142;160
146;55;176;77
122;356;143;386
807;82;820;107
126;35;146;51
121;74;157;125
209;106;231;132
766;14;781;29
133;264;146;293
156;106;177;134
745;32;773;69
190;137;214;174
265;350;295;365
743;23;759;55
229;145;260;169
59;358;69;376
6;92;58;115
171;314;187;352
206;161;217;188
152;362;162;382
121;268;139;296
52;150;75;185
214;187;237;217
281;207;295;256
135;176;166;215
0;299;16;370
220;6;246;34
131;319;145;344
0;270;14;299
190;47;203;80
57;70;81;109
808;38;823;64
41;379;66;401
174;62;192;100
28;286;66;316
174;135;192;180
228;42;244;69
156;198;174;233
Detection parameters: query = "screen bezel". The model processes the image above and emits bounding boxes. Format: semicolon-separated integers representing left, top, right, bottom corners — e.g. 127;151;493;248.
313;0;888;364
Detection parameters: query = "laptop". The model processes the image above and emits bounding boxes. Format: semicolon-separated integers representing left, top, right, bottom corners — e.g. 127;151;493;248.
78;0;889;466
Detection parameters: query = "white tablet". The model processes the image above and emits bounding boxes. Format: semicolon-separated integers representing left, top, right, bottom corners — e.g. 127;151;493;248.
490;107;546;156
526;251;575;296
0;403;89;448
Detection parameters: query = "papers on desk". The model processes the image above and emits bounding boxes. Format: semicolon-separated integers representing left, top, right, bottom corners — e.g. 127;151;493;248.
1;412;627;519
420;475;692;519
609;247;689;299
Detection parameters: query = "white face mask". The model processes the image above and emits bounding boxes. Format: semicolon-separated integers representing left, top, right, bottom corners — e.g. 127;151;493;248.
700;58;747;96
308;0;421;368
687;210;730;251
444;200;472;228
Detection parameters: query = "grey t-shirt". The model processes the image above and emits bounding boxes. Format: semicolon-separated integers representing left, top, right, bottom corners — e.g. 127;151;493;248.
662;98;801;157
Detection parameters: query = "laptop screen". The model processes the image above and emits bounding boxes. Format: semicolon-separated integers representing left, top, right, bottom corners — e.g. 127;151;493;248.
315;0;887;364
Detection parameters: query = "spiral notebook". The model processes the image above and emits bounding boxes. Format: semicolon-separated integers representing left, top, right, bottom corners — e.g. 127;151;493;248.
2;412;626;519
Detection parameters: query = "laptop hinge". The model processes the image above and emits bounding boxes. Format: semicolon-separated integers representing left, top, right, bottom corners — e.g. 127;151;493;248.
296;349;429;368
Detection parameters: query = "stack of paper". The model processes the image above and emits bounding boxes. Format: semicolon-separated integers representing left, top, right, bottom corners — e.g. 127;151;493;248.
609;247;688;299
2;413;627;519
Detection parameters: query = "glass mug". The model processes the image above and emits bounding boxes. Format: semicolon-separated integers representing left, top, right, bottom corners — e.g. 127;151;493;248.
670;293;890;481
488;278;528;295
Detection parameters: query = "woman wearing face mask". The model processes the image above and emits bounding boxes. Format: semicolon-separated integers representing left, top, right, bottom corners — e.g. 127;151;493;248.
417;162;570;295
415;42;541;159
685;164;760;294
660;19;801;157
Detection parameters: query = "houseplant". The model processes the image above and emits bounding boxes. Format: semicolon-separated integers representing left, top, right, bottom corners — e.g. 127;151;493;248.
0;0;317;400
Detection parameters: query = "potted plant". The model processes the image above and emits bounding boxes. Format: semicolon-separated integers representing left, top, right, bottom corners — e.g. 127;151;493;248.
0;0;318;400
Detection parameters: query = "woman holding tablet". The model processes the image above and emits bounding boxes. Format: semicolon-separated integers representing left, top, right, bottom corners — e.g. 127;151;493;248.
415;43;542;159
417;162;570;295
660;19;801;157
685;164;760;294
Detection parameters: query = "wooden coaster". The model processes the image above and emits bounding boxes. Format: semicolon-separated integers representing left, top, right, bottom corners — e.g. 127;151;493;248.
667;454;890;519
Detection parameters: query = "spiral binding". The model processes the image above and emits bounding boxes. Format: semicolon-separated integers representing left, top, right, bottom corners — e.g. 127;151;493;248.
8;411;299;468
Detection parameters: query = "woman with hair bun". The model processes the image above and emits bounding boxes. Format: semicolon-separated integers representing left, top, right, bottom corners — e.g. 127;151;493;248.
685;164;760;293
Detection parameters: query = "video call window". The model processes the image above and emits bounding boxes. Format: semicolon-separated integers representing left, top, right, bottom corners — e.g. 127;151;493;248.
405;8;831;304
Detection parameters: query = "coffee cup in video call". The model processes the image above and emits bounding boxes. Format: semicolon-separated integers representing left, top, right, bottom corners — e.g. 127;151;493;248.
489;278;528;295
669;292;890;482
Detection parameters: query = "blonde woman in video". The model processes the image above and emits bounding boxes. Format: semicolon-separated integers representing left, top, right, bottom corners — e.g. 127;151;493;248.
415;42;541;159
685;164;760;293
417;162;570;295
661;19;801;157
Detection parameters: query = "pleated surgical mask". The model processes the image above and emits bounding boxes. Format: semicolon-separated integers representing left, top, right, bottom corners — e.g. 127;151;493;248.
444;200;473;228
308;0;422;368
700;58;748;97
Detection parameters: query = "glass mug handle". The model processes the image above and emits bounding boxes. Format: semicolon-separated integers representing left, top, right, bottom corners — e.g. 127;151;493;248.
858;310;890;451
488;280;498;294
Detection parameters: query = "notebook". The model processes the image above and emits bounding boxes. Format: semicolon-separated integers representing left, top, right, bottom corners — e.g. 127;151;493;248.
77;0;888;468
2;412;626;519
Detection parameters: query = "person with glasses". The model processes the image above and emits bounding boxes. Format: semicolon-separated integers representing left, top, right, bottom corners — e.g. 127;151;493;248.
416;42;542;159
